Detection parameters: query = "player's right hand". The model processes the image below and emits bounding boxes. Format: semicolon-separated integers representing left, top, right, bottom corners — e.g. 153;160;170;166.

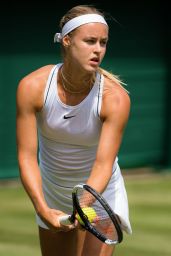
39;208;76;232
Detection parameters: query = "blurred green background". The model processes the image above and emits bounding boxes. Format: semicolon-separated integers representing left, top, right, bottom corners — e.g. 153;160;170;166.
0;0;170;178
0;0;171;255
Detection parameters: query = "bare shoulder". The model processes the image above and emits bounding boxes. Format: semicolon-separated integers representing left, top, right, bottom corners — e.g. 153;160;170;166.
101;77;131;121
16;65;55;111
18;64;54;92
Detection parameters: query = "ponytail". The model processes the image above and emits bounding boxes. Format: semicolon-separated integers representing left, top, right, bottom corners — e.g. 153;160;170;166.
97;67;129;93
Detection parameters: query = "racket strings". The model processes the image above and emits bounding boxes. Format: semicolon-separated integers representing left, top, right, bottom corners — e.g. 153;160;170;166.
77;188;118;241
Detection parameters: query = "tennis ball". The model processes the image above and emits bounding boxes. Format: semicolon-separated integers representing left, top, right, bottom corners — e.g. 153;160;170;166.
76;207;97;225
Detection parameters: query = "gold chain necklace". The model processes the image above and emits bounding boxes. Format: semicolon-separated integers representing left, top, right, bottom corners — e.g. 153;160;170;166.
60;68;94;94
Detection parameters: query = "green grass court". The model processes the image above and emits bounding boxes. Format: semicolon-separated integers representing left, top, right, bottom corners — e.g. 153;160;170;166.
0;170;171;256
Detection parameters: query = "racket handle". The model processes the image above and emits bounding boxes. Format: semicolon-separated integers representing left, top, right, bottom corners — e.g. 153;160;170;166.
59;215;72;225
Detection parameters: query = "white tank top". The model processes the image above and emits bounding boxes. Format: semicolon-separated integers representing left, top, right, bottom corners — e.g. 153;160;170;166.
35;65;132;235
36;64;107;187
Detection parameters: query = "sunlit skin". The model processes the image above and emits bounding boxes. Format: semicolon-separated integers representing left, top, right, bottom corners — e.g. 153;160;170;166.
62;23;109;89
16;18;130;256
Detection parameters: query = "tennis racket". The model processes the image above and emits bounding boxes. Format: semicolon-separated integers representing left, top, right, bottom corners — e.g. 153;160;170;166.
59;183;123;245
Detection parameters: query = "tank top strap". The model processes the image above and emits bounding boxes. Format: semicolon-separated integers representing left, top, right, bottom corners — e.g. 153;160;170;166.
44;64;62;106
96;73;104;118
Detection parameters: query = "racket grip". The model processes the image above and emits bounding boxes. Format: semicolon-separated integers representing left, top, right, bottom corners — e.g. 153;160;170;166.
59;215;72;225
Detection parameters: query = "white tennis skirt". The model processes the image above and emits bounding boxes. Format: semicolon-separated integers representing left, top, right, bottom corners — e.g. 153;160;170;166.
36;163;132;234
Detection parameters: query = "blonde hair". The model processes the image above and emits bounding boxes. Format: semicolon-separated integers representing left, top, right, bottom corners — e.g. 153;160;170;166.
59;5;104;29
98;67;128;92
59;5;128;92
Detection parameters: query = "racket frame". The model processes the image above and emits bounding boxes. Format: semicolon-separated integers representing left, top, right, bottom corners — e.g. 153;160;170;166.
72;184;123;245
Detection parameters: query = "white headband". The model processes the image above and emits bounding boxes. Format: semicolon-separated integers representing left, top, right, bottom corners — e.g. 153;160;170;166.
54;14;108;43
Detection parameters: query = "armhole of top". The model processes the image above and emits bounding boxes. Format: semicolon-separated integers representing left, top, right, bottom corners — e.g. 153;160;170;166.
97;74;104;118
44;65;58;106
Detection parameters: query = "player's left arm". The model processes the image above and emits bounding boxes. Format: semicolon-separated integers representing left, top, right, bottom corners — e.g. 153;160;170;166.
87;82;131;193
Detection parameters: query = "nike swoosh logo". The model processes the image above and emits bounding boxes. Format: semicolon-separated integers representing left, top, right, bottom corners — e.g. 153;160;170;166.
63;115;76;119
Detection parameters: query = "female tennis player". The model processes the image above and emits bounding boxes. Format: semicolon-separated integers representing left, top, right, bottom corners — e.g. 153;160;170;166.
16;5;132;256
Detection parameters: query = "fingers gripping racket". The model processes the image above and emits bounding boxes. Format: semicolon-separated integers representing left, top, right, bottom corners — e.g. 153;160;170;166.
59;184;123;245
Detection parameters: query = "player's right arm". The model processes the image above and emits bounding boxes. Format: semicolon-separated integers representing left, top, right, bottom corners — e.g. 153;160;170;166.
16;67;74;232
